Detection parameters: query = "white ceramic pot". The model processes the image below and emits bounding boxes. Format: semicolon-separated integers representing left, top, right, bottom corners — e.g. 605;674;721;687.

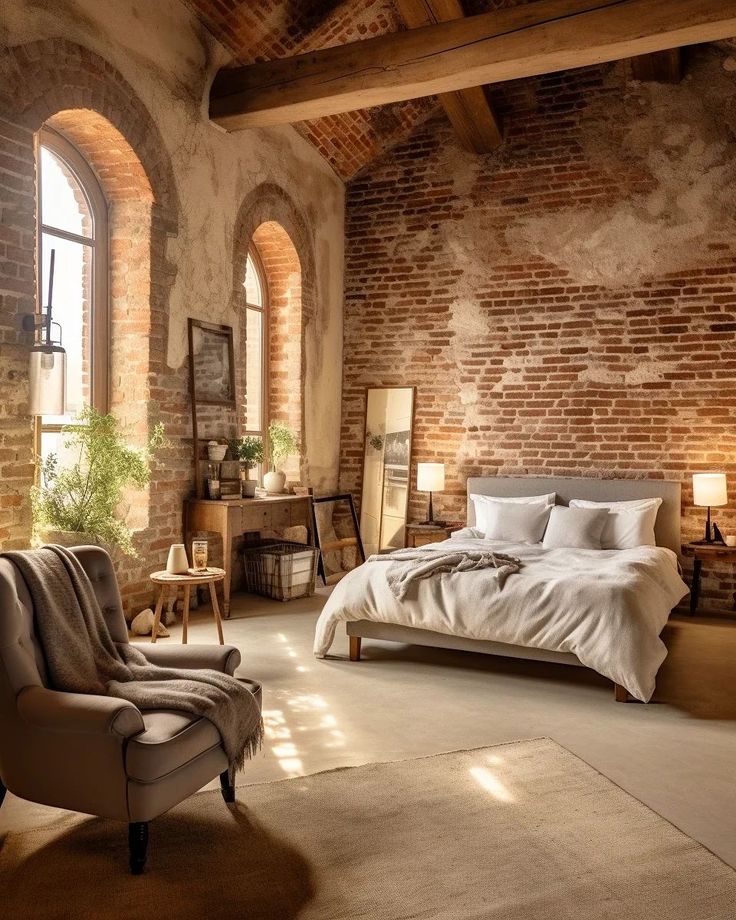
207;442;227;463
166;544;189;574
263;470;286;494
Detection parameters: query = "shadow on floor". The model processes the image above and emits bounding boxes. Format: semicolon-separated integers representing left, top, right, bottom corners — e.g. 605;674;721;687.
343;616;736;720
2;799;315;920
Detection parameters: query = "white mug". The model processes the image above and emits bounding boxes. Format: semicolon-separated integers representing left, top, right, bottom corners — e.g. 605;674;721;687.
726;535;736;548
166;544;189;574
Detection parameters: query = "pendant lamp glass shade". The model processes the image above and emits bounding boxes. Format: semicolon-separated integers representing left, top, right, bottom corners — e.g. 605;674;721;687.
29;344;66;416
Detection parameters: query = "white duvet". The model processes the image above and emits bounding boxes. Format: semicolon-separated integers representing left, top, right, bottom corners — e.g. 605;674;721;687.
313;530;689;701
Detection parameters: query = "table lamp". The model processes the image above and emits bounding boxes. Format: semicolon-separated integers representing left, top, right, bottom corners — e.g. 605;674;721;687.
692;472;727;544
417;462;445;526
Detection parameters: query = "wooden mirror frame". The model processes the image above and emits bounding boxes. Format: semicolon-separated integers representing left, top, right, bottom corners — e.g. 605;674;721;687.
359;385;416;554
188;319;238;498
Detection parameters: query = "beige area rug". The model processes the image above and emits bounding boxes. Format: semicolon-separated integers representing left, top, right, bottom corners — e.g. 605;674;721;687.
1;738;735;920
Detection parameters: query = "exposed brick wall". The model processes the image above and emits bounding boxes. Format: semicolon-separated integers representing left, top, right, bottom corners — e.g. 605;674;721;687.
0;116;36;548
342;50;736;616
0;40;185;616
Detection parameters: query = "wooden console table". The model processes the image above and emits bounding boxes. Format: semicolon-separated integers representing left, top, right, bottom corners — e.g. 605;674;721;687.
183;495;313;616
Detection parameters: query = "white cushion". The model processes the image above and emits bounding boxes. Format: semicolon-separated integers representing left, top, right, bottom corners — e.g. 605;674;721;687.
470;492;556;532
569;497;662;549
483;501;552;544
542;506;609;550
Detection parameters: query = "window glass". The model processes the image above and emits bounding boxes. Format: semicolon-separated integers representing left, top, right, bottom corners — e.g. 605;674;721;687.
244;306;263;433
40;231;91;427
40;146;93;239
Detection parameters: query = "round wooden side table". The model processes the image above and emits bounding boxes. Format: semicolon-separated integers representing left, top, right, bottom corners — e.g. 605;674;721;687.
149;568;226;645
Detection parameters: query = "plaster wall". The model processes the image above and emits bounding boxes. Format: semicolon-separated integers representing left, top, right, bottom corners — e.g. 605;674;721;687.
1;0;344;492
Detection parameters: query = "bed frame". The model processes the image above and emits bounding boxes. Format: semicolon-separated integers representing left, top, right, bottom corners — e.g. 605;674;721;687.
346;476;682;702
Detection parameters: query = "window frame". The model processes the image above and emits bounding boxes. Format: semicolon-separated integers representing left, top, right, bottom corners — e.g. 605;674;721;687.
35;127;110;462
243;244;270;468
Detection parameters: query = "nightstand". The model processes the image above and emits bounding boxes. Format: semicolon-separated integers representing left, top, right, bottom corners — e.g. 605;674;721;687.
405;522;463;548
685;542;736;615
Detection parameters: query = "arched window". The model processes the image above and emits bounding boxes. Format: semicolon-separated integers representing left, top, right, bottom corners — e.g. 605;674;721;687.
246;221;303;480
243;247;268;461
36;128;109;467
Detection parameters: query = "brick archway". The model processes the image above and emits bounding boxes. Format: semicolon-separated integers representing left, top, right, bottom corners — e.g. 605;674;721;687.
233;184;317;483
0;38;180;608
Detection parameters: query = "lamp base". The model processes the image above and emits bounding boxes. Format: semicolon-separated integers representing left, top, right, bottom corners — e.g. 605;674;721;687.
421;519;447;528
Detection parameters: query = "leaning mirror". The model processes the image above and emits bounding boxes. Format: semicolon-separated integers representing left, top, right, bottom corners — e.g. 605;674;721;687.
360;387;415;554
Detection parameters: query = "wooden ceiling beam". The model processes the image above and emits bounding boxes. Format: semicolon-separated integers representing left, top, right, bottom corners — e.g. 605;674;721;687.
395;0;502;153
631;48;684;83
209;0;736;130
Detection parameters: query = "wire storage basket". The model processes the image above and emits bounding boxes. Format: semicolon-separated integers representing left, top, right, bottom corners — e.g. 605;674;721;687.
241;539;319;602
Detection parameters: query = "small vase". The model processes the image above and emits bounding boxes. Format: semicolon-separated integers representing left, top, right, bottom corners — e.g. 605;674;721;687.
263;470;286;494
166;544;189;574
242;479;257;498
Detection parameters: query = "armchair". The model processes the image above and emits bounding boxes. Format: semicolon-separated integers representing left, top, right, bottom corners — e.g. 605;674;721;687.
0;545;261;873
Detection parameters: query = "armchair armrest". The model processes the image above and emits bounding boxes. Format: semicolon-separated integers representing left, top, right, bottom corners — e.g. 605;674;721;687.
138;643;241;675
17;685;145;739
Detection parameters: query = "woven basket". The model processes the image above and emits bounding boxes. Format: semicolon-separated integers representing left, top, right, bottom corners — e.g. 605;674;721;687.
241;539;319;602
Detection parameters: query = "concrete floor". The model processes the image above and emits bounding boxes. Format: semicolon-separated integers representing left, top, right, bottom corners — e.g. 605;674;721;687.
2;587;736;868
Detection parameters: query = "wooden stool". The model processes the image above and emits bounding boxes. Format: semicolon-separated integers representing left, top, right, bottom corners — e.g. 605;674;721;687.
149;569;226;645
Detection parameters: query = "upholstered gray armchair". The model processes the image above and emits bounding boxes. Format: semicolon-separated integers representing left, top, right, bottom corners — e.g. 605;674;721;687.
0;545;261;873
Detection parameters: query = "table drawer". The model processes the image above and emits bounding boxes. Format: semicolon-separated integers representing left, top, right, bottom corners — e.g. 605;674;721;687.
270;503;291;530
242;506;272;532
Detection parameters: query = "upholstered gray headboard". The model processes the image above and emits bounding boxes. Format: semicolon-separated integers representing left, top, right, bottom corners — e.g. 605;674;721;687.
466;476;682;554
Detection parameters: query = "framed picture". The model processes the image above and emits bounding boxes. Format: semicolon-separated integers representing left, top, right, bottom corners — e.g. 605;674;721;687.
188;319;236;407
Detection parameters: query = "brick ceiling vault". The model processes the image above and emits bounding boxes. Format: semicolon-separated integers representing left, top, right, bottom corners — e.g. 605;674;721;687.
185;0;441;180
186;0;736;181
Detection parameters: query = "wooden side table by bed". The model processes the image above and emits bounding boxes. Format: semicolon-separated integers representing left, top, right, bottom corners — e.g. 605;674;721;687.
183;494;313;617
686;542;736;616
405;522;464;548
150;568;226;645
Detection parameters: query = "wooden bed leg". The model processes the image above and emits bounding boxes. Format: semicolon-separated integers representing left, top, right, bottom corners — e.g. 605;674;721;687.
614;683;629;703
349;636;362;662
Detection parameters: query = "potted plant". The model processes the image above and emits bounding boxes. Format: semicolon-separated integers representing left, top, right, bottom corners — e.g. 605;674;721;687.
32;407;166;557
264;422;299;494
228;435;263;497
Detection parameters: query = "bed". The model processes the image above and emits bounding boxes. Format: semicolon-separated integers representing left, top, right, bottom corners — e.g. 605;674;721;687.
313;476;690;702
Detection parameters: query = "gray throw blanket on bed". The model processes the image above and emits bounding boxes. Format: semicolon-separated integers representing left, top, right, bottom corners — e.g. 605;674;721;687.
369;547;522;601
4;546;263;771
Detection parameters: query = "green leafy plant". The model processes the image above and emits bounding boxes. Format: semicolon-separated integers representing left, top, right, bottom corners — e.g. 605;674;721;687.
32;407;167;556
268;421;299;472
228;435;264;469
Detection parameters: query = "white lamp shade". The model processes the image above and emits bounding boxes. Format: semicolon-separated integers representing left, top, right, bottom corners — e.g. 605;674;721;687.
417;462;445;493
29;345;66;416
692;473;727;508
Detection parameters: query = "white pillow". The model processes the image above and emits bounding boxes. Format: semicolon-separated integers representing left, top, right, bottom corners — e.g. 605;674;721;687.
542;506;609;550
484;501;552;544
470;492;556;532
568;497;662;550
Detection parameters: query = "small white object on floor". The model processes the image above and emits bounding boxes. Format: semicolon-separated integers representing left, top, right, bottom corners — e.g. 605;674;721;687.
131;608;170;638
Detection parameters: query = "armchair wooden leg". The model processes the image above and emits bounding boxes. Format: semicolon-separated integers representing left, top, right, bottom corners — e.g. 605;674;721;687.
220;768;236;804
128;821;149;875
349;635;362;661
